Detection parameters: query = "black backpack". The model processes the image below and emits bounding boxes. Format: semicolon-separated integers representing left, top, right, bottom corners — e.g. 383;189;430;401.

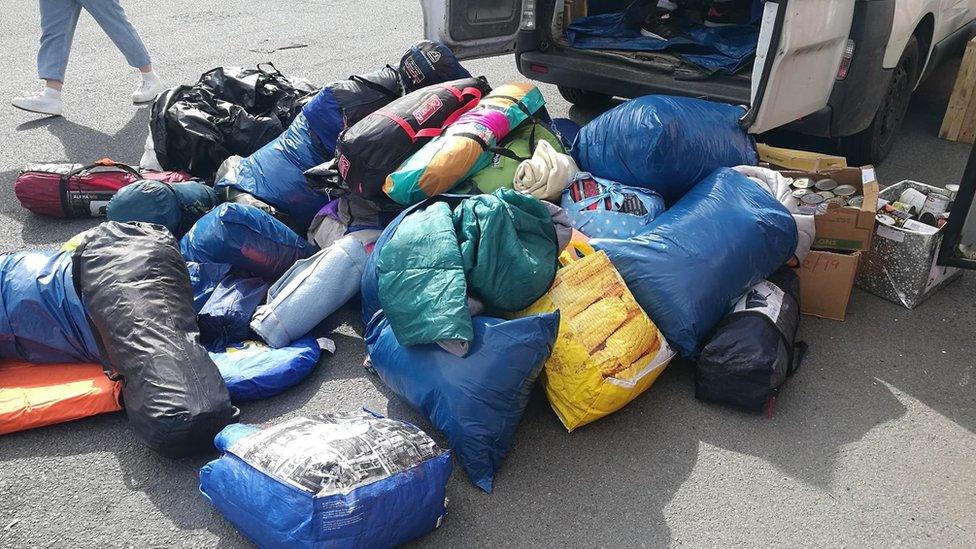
695;267;806;415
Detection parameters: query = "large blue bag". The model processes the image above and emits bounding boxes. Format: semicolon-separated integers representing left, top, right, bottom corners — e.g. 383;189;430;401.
365;312;559;493
200;411;452;548
572;95;757;203
0;251;99;363
198;275;268;351
180;203;317;282
593;168;797;358
209;336;320;401
187;262;233;313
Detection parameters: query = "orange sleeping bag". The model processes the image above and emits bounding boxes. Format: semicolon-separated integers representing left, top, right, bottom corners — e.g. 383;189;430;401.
0;360;122;435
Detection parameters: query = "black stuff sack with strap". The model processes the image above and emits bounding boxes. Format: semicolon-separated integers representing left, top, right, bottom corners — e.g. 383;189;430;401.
322;77;491;201
73;222;239;457
695;266;806;414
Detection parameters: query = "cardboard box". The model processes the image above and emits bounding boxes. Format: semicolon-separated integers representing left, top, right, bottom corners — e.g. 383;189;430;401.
757;143;848;172
797;250;861;321
781;166;880;252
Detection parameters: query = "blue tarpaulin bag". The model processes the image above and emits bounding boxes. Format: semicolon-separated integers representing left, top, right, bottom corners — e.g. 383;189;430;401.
561;172;665;238
187;262;233;313
209;336;320;401
200;410;452;548
592;168;797;358
198;275;268;351
365;312;558;492
0;251;100;363
573;95;757;204
180;203;317;282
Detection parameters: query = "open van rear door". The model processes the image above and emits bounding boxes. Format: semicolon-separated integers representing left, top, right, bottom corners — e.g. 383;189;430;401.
420;0;525;60
744;0;855;134
938;142;976;269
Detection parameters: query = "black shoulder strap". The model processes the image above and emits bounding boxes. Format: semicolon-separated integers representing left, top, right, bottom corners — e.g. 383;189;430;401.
349;74;401;99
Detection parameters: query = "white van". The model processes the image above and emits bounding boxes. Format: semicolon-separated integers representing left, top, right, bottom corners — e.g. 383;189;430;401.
420;0;976;164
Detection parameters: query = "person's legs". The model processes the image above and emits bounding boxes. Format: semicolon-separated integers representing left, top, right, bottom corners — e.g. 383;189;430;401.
12;0;79;115
79;0;164;102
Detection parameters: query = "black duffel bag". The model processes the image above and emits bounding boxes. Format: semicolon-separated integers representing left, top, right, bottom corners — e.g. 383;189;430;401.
695;266;806;414
73;222;239;457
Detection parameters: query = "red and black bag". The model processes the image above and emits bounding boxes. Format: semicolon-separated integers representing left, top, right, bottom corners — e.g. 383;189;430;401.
331;77;490;200
13;158;191;218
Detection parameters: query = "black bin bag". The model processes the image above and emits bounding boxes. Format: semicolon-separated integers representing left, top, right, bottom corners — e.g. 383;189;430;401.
73;222;239;457
695;267;806;413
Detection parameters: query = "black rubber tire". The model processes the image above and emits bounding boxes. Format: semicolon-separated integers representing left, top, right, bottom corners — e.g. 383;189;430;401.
840;35;920;165
558;85;613;109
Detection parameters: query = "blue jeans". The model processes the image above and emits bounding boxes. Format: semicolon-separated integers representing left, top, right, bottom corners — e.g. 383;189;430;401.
37;0;151;81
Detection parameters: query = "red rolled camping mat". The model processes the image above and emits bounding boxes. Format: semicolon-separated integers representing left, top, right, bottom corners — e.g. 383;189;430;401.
0;360;122;435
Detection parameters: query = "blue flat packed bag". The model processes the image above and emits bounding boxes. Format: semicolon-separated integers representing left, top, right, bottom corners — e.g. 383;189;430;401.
198;275;268;351
187;262;233;313
365;312;559;493
215;113;330;231
199;411;452;548
592;168;797;358
209;336;320;401
572;95;757;204
180;203;317;282
0;251;100;363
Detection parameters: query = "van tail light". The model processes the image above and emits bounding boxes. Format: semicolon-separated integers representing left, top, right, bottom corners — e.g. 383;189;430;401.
520;0;537;31
836;39;855;80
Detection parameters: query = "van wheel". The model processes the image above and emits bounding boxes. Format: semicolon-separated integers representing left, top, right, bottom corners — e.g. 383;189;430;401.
841;35;920;165
558;86;612;108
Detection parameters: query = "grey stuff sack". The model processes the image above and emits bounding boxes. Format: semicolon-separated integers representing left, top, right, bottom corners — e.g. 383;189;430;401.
73;221;239;457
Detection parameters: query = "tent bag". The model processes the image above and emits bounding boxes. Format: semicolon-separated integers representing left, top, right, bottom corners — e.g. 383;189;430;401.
73;222;238;457
561;172;666;239
333;77;491;200
180;203;317;282
106;180;218;238
365;312;558;492
696;267;804;412
200;411;452;549
397;40;471;93
0;251;99;363
0;360;121;435
592;168;797;358
14;160;190;218
572;95;757;203
209;337;320;401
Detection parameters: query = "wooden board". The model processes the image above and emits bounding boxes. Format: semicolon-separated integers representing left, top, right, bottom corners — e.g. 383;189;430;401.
940;37;976;144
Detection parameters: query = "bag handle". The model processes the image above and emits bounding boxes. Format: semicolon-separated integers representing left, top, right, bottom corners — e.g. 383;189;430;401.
558;241;595;266
349;74;401;99
66;158;141;178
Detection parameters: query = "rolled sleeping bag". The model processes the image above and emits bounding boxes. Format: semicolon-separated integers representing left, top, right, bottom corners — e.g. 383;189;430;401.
573;95;757;204
106;180;218;238
331;77;492;200
180;203;317;282
384;83;546;205
73;222;238;457
592;168;797;358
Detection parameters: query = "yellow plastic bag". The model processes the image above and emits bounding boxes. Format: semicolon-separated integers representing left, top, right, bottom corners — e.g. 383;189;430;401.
518;242;674;431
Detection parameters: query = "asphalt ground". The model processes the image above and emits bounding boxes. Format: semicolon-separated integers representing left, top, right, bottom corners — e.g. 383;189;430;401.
1;1;974;547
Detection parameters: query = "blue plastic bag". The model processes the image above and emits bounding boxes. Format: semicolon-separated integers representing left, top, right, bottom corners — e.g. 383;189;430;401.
198;275;268;351
0;251;99;363
187;262;233;314
209;336;320;401
215;113;331;230
592;168;797;358
200;411;452;548
561;172;665;238
573;95;757;204
180;203;317;282
365;312;559;492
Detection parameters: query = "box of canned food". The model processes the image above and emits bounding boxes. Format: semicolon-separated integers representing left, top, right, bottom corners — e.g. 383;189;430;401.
780;166;880;252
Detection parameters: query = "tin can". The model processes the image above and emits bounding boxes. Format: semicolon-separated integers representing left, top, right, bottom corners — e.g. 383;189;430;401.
891;201;918;217
883;204;912;221
792;177;814;189
920;192;951;217
937;216;949;229
825;197;846;207
834;184;857;197
919;212;937;226
945;184;960;200
817;190;836;200
815;178;838;191
876;213;897;226
797;205;817;215
801;192;825;205
792;188;812;198
897;188;928;212
847;195;864;208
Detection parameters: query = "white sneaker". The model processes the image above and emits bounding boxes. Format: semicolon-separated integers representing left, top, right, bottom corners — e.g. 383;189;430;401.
11;92;62;116
132;78;166;104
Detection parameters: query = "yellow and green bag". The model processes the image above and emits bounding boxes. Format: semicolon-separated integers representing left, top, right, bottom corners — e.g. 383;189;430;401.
517;242;674;431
